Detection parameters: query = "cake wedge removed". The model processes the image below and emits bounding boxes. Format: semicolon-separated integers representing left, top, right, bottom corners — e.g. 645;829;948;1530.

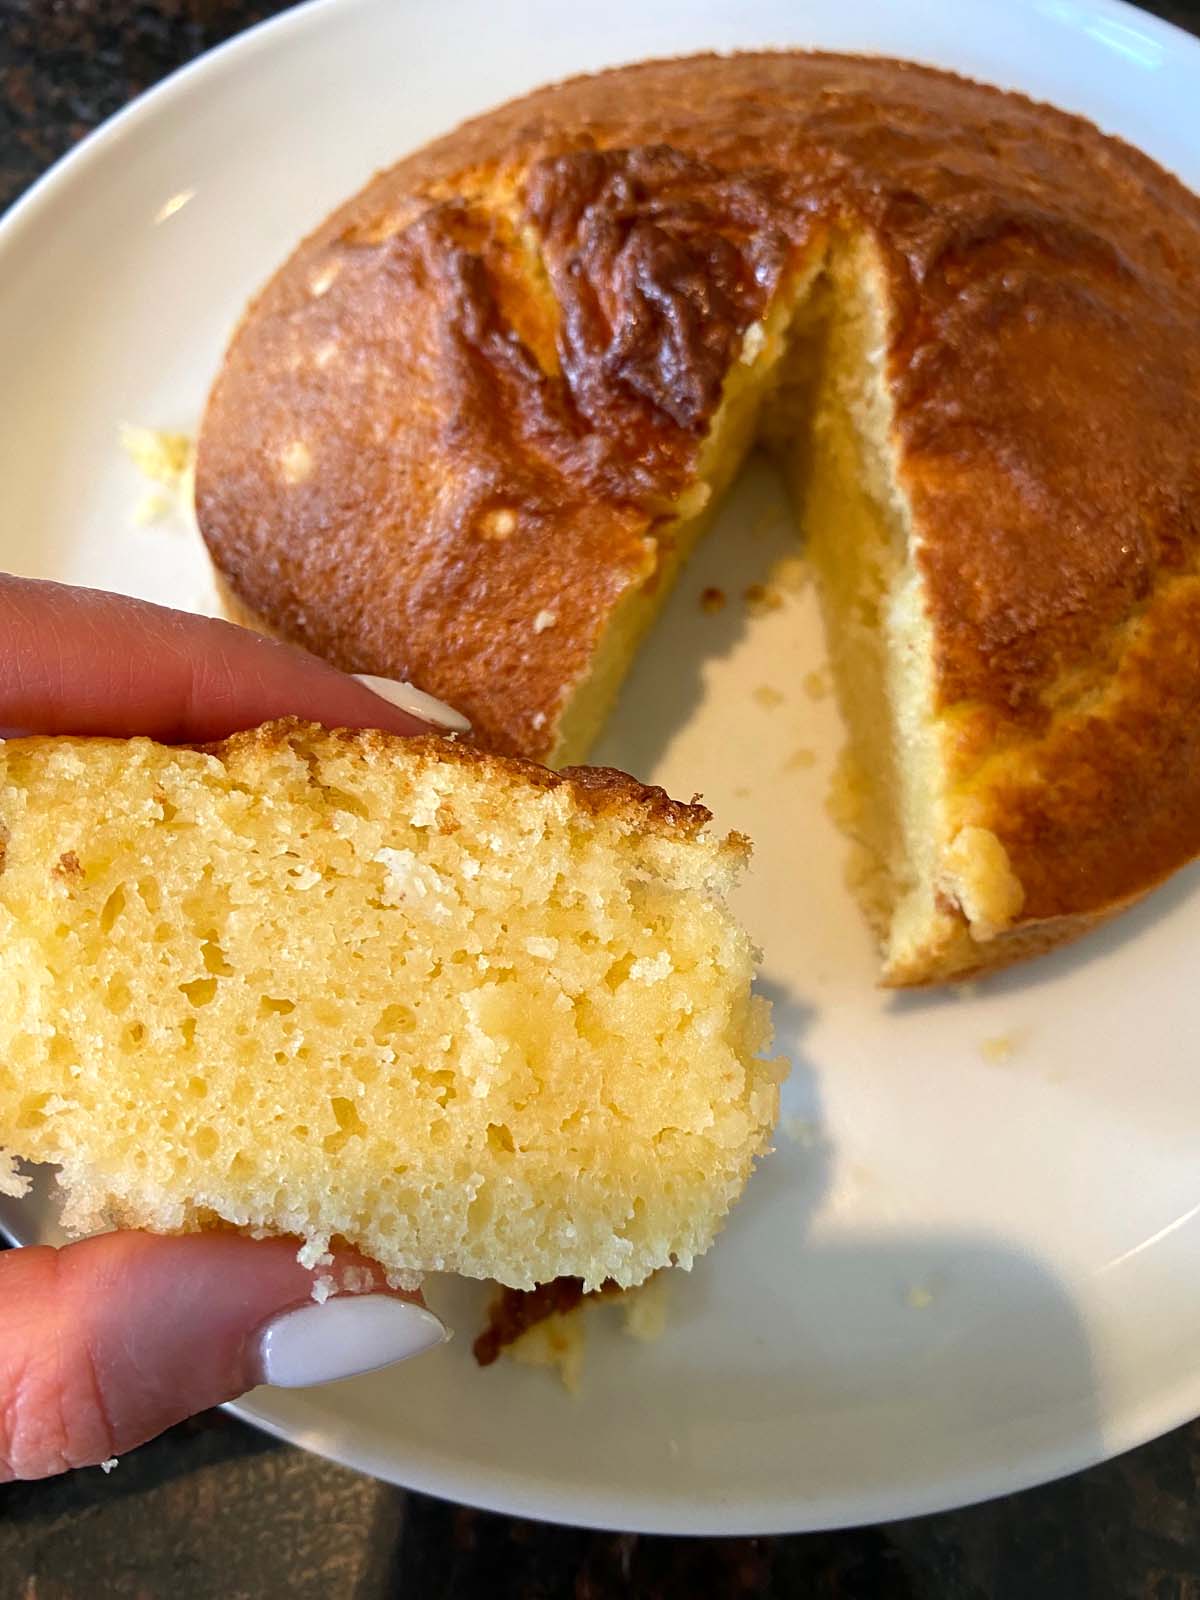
0;720;781;1290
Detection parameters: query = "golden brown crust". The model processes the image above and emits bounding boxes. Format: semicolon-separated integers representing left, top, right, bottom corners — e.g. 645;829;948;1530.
885;896;1143;988
200;717;720;843
958;581;1200;923
197;51;1200;950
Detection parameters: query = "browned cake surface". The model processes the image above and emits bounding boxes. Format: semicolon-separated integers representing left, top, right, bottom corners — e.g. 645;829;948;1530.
197;51;1200;941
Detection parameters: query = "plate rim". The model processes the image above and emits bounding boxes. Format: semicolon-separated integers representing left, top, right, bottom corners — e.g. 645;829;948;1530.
3;0;1200;1535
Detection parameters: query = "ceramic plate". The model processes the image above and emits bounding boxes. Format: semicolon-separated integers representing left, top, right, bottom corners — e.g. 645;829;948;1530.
2;0;1199;1535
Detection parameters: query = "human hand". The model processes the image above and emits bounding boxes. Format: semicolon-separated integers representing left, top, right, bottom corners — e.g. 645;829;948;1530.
0;575;457;1481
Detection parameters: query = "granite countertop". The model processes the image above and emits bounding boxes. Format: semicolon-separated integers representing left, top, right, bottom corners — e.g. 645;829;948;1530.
3;3;1200;1594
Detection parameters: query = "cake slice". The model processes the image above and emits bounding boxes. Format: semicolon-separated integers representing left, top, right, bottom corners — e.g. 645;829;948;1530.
0;720;780;1290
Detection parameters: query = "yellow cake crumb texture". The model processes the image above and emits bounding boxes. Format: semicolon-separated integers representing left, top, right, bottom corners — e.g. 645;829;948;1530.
770;555;810;596
509;1311;588;1393
120;423;196;525
539;236;1038;985
941;827;1026;943
752;685;785;711
979;1031;1027;1065
0;721;782;1291
782;748;817;774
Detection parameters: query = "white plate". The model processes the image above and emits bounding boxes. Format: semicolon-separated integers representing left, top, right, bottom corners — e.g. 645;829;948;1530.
2;0;1199;1536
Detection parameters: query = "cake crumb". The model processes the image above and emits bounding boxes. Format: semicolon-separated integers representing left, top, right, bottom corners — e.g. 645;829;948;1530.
120;423;196;525
676;482;712;518
296;1236;332;1271
771;554;810;594
745;583;784;616
99;1457;119;1475
133;490;173;525
479;506;517;541
980;1032;1023;1064
803;668;831;701
386;1268;424;1294
374;848;453;920
504;1274;669;1392
532;609;557;634
782;748;817;773
120;423;192;486
943;827;1025;942
753;685;785;711
740;321;767;364
308;260;341;297
311;1273;336;1304
279;439;313;484
631;952;672;984
510;1312;586;1394
700;586;726;614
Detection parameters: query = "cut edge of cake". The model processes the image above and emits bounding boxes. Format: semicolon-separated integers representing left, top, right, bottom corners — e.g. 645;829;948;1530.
523;228;1033;984
0;721;782;1290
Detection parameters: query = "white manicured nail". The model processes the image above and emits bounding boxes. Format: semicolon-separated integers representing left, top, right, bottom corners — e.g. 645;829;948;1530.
353;674;471;733
254;1297;447;1388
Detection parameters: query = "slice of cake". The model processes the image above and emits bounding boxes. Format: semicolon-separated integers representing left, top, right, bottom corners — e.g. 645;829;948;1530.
0;720;781;1289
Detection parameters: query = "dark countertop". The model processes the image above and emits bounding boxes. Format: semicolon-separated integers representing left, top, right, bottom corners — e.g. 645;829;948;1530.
3;3;1200;1594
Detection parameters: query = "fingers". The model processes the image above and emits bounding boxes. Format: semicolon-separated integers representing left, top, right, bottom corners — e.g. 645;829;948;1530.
0;576;460;1476
0;580;460;1481
0;575;466;742
0;1232;445;1481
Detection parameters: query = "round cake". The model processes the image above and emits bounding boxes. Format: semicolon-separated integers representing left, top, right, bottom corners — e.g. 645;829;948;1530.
196;53;1200;984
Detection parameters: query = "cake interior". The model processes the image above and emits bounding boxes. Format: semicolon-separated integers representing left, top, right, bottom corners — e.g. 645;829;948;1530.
549;235;963;983
0;727;777;1289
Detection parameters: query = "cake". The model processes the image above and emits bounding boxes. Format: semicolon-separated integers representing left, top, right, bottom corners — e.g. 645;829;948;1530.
195;52;1200;984
0;720;780;1289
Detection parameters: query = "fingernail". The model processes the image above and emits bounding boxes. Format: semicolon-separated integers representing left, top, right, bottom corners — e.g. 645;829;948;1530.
353;674;471;733
253;1296;447;1388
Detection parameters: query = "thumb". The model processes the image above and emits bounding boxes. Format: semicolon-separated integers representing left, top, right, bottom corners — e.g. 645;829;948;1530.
0;1231;446;1480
